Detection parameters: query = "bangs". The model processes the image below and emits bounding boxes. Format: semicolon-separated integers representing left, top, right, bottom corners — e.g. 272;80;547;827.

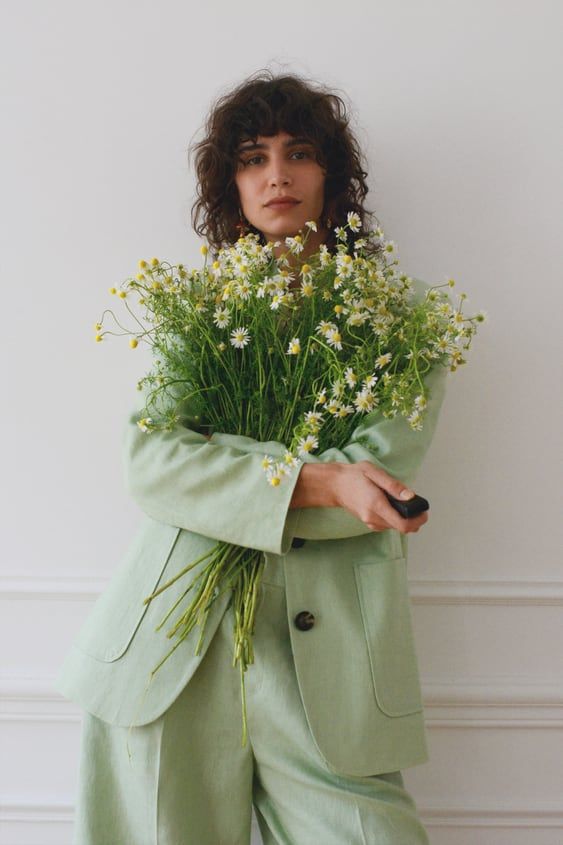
229;85;326;163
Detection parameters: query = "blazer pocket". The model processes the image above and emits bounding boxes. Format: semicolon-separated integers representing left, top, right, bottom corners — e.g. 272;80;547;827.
73;518;182;662
354;556;424;717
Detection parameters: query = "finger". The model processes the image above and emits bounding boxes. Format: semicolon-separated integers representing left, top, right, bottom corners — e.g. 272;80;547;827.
373;491;430;534
367;508;428;534
370;488;416;532
358;461;415;502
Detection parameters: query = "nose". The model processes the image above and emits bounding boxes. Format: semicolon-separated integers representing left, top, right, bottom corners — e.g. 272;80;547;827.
268;157;292;187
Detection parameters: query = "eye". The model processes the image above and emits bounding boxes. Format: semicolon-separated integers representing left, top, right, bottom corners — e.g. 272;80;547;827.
239;149;312;167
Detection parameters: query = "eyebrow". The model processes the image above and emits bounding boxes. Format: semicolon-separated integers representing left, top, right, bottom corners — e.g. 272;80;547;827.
237;136;314;153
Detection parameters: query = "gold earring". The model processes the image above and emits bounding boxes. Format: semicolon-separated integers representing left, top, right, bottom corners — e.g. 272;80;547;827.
236;207;248;237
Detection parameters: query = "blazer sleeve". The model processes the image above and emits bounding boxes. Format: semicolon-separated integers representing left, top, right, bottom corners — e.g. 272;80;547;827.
121;386;306;555
210;360;449;542
280;360;449;540
122;277;451;547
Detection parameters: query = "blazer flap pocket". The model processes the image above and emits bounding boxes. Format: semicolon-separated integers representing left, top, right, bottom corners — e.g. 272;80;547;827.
74;518;181;662
354;556;423;717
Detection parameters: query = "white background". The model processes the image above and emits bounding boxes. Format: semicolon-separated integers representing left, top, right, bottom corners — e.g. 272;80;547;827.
1;0;562;842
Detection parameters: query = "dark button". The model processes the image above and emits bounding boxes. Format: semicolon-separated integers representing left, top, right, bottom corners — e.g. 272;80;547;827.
291;536;306;548
294;610;315;631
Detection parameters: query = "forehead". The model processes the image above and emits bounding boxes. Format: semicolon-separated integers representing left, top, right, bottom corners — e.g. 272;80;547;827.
237;131;314;150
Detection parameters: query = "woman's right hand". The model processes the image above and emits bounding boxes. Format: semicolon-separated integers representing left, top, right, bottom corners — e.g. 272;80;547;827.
332;461;429;534
290;461;428;534
204;434;427;534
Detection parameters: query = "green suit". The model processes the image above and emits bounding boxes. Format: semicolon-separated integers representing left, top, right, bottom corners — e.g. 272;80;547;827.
55;277;449;780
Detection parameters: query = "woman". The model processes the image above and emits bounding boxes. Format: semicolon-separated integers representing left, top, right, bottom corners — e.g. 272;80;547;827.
55;69;448;844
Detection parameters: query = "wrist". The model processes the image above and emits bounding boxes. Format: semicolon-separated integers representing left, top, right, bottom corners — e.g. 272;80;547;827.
289;462;345;509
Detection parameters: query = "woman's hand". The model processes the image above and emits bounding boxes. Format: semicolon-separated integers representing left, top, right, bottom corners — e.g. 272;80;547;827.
203;434;426;534
290;461;428;534
332;461;429;534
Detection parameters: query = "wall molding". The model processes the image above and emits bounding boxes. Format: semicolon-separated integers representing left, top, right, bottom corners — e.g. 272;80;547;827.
410;579;563;605
3;574;563;604
2;675;563;725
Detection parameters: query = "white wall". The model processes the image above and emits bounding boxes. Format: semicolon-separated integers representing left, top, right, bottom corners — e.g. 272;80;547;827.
2;0;562;842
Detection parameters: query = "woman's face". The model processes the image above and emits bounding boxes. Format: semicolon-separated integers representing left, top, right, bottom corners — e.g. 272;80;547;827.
234;130;328;246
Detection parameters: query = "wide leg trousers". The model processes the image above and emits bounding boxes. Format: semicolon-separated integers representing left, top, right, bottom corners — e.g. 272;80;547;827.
71;553;431;845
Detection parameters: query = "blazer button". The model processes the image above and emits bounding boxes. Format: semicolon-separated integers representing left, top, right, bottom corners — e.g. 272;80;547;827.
291;536;306;548
294;610;315;631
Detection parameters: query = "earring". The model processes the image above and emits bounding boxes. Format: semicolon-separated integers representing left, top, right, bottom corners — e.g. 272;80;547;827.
235;207;248;237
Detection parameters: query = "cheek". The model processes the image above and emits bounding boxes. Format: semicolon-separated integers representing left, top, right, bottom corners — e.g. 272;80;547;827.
308;167;326;198
234;174;250;205
235;172;258;204
309;174;326;206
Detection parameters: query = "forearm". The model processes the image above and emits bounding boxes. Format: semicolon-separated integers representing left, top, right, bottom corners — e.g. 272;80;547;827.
289;462;343;509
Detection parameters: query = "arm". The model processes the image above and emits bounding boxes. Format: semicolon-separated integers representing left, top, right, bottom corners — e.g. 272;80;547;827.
285;360;449;540
210;359;448;541
122;277;450;547
121;389;305;555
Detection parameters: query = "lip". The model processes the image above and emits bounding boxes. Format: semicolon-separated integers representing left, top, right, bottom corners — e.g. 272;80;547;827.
265;197;301;208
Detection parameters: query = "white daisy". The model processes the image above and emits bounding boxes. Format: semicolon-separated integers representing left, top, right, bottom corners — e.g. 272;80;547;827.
235;281;252;300
326;399;341;415
347;311;368;327
319;244;331;266
285;235;305;254
297;434;319;455
346;212;361;232
304;410;324;429
287;337;301;355
213;307;230;329
375;352;392;369
283;450;301;468
316;319;335;336
326;328;343;350
362;374;378;389
265;467;284;487
344;367;357;388
353;391;375;412
230;327;251;349
407;409;423;430
331;378;345;398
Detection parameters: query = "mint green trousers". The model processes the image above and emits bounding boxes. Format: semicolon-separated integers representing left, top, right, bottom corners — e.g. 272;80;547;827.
72;555;430;844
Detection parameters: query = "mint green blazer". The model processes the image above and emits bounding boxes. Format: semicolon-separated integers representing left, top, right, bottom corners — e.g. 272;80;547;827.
54;277;449;777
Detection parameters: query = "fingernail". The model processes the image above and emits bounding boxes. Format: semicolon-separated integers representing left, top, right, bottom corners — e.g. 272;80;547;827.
400;489;415;499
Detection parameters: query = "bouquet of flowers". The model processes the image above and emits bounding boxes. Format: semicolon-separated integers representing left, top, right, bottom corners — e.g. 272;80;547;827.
95;213;484;744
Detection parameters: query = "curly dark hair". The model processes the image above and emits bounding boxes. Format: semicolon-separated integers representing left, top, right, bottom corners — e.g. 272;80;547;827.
188;69;382;258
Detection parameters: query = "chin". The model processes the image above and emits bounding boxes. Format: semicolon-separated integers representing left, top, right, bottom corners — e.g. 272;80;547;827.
266;221;309;238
